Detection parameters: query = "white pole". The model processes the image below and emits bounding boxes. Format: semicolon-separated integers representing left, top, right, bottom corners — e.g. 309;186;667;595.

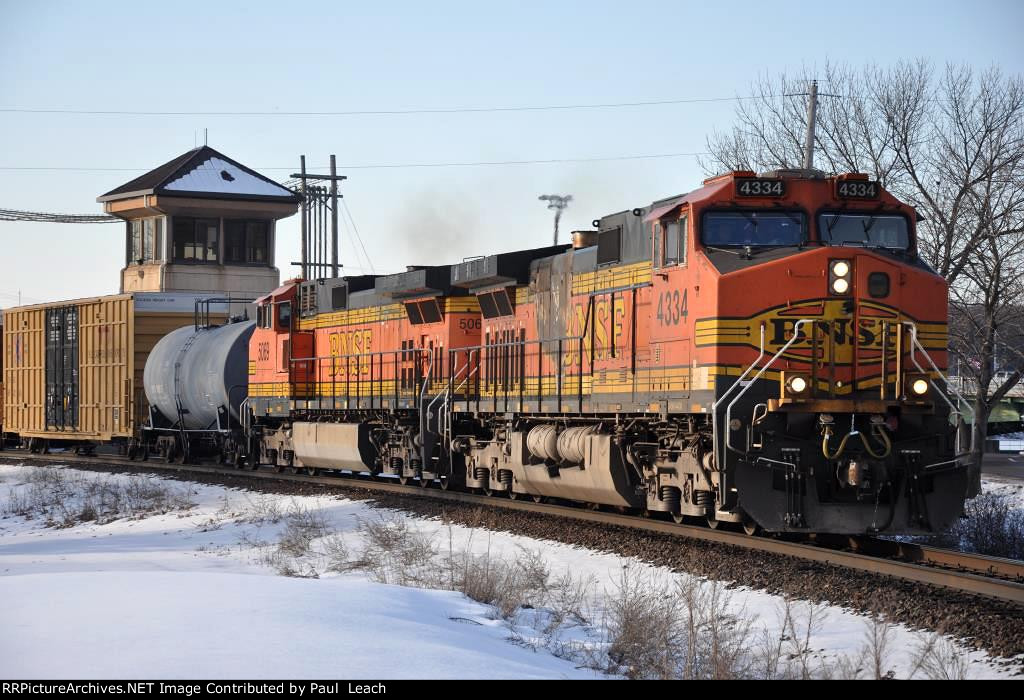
802;80;819;170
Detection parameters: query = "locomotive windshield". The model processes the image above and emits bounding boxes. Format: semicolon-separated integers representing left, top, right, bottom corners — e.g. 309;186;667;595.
819;213;910;249
701;211;805;247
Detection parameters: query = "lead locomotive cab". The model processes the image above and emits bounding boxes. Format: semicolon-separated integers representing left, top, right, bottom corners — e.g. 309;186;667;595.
692;169;968;534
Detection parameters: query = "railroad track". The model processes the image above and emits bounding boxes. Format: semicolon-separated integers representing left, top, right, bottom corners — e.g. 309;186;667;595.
3;449;1023;605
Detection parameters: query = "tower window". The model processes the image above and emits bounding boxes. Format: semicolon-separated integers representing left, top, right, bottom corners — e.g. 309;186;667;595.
225;220;269;264
173;217;219;263
128;217;163;264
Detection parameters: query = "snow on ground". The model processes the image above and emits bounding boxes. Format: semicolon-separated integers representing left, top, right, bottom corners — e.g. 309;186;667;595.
4;572;585;679
0;463;1019;680
983;478;1024;509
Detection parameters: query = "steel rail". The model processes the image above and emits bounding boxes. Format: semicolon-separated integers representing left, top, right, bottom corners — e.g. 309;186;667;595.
844;536;1024;583
2;451;1022;604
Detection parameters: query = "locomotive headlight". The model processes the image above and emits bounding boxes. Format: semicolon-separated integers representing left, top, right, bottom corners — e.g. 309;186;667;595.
904;374;930;399
829;259;852;296
783;372;810;399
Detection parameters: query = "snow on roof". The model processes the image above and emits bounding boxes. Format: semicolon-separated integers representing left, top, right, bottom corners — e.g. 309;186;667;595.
163;156;294;198
97;146;301;203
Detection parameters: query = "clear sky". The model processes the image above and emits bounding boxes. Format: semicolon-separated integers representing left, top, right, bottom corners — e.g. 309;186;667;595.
1;0;1022;306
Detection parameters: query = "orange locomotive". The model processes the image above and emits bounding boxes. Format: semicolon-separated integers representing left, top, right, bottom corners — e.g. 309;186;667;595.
244;265;492;483
435;168;968;533
152;168;968;535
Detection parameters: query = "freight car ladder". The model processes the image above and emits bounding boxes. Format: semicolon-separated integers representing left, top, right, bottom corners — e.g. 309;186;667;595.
170;332;201;462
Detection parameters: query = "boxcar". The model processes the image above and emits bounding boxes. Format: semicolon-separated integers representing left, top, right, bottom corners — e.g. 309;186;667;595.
1;292;226;449
0;310;5;446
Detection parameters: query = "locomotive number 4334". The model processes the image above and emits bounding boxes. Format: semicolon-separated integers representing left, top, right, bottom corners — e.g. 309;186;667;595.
656;289;688;326
735;178;785;197
836;180;880;199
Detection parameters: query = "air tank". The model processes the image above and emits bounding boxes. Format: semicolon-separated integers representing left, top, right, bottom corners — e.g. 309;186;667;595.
143;320;255;430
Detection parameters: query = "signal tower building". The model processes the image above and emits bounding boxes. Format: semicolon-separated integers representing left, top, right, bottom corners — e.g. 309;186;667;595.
97;146;301;299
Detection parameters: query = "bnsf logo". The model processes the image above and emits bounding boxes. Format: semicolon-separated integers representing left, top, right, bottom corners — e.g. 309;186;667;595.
769;318;886;349
694;300;946;360
563;297;626;366
329;329;372;357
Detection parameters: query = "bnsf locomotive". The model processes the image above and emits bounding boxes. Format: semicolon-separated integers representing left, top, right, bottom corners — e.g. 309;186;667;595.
32;169;975;535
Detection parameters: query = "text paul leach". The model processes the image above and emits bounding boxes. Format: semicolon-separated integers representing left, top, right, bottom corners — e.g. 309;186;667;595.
2;683;387;696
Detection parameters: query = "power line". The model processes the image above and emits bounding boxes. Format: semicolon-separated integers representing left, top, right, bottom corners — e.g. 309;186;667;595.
331;152;709;169
0;290;43;305
0;208;119;223
338;211;370;275
0;151;709;174
341;199;374;274
0;95;775;118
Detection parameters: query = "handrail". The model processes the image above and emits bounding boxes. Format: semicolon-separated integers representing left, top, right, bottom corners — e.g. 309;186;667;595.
435;349;481;448
711;319;814;511
193;296;254;331
709;322;766;472
711;319;970;494
429;349;476;410
449;334;590;353
722;319;814;463
450;356;483;436
901;321;971;457
290;348;428;364
239;397;251;433
289;347;431;401
417;346;436;465
901;321;970;414
448;331;593;409
427;349;475;424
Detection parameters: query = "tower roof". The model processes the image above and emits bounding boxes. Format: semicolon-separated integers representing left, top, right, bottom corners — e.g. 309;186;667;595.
97;146;301;204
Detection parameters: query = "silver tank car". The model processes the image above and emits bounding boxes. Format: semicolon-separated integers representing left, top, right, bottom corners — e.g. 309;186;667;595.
143;321;255;430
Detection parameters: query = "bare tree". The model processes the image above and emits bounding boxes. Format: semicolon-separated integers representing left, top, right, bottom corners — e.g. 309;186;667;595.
705;62;1024;492
948;177;1024;477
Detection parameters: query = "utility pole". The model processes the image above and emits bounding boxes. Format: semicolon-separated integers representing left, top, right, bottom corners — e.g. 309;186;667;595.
802;80;819;170
538;194;572;245
299;155;307;279
290;155;348;279
330;155;339;278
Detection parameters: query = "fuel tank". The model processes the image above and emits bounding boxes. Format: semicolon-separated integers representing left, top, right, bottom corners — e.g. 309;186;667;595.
143;320;255;430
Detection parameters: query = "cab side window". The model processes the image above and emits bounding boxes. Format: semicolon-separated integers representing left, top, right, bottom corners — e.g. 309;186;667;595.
277;302;292;330
665;221;680;265
665;215;688;266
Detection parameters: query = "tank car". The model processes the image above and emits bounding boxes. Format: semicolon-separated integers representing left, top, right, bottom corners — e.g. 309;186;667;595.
140;315;255;462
